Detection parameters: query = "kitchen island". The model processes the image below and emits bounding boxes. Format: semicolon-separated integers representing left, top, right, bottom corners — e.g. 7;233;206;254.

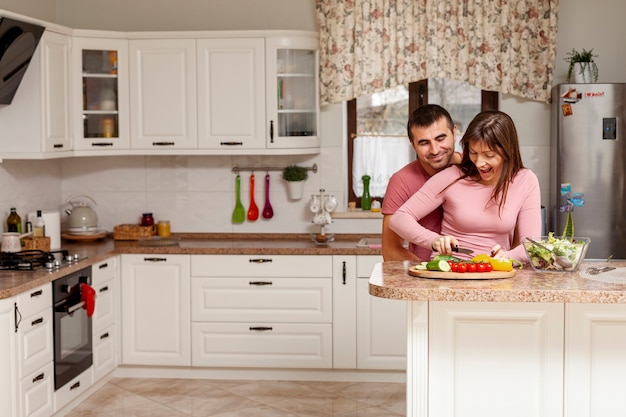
370;260;626;417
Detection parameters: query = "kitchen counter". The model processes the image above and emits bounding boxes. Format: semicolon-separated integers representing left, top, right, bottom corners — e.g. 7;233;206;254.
369;260;626;304
0;233;382;299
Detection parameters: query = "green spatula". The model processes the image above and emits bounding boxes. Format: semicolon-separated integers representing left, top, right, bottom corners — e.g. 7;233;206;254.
232;174;246;224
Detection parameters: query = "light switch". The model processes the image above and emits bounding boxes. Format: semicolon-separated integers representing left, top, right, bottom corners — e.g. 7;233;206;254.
603;117;617;140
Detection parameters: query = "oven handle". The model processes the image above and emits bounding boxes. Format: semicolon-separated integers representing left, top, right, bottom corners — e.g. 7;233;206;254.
63;300;86;314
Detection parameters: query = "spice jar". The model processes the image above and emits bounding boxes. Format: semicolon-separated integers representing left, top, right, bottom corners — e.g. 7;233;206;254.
157;220;171;237
141;213;154;227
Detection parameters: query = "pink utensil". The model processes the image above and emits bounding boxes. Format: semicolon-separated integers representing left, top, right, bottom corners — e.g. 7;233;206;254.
262;173;274;219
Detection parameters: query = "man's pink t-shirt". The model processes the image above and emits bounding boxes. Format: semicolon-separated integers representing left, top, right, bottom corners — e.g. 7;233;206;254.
389;165;542;261
382;159;443;260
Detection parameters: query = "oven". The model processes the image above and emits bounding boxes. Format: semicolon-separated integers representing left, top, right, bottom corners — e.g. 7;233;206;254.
52;266;93;391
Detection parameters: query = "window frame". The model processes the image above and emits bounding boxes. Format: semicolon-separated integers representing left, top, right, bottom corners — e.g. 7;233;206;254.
347;80;499;207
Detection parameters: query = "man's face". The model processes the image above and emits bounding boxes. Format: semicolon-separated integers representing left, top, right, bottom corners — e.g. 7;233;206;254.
410;117;457;176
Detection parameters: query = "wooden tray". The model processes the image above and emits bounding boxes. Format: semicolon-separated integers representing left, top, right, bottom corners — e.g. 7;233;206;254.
408;266;516;280
62;231;108;241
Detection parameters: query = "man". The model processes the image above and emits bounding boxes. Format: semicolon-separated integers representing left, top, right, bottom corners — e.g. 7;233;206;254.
382;104;459;261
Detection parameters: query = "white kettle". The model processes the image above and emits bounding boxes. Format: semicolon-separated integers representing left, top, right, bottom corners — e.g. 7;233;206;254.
65;194;99;232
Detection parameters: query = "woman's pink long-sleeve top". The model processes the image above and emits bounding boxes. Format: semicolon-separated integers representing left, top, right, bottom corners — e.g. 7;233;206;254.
389;165;542;261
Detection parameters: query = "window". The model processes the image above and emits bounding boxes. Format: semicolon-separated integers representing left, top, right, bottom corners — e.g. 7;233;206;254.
347;79;498;207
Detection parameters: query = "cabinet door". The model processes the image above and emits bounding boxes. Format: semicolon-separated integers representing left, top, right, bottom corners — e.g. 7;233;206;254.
197;38;265;150
121;254;191;366
265;36;320;150
72;37;130;150
93;324;116;381
332;256;357;369
19;362;54;417
428;302;564;417
0;297;17;417
41;31;71;153
356;256;406;370
129;39;197;150
565;303;626;417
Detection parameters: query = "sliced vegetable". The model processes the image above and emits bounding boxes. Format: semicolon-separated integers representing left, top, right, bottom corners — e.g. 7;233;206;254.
426;260;452;272
433;254;461;262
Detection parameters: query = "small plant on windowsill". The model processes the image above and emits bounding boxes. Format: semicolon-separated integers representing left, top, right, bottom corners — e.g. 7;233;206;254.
565;48;598;83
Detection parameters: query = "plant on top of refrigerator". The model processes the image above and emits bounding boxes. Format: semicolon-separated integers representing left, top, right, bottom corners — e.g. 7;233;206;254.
564;48;598;83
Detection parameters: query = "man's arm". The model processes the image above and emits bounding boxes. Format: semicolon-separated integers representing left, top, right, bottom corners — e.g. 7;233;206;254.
382;215;420;261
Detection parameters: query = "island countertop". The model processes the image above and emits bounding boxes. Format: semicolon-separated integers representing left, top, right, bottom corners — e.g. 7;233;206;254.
369;260;626;304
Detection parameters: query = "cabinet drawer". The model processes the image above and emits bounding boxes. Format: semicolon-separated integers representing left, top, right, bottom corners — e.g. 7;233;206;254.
93;324;116;381
17;284;52;319
92;257;116;286
191;277;331;323
19;361;54;417
92;278;115;331
17;308;53;380
356;255;383;278
192;322;332;368
53;367;93;413
191;255;332;278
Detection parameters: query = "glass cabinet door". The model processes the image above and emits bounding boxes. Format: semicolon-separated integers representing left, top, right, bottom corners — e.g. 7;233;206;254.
266;36;320;150
73;38;129;150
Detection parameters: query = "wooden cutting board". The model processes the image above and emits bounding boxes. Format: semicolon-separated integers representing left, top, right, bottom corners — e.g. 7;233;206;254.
408;266;516;280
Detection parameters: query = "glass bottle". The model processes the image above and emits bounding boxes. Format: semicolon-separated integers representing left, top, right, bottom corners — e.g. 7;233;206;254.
7;208;22;233
361;175;372;211
141;213;154;227
33;210;45;238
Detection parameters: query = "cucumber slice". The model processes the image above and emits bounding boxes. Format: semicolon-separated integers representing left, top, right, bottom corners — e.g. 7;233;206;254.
426;259;452;272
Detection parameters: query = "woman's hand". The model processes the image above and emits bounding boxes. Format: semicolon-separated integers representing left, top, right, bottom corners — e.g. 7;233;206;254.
431;236;459;255
490;244;507;258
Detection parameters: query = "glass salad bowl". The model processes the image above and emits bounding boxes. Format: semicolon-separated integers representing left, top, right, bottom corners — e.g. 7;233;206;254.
523;235;591;272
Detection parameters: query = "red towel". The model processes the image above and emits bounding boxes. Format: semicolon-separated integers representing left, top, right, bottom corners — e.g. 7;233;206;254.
81;283;96;318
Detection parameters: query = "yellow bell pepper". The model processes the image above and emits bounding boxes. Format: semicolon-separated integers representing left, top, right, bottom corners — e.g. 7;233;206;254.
471;254;516;271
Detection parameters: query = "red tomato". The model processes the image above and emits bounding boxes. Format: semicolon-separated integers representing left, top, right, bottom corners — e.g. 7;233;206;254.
450;262;459;272
477;263;488;273
485;262;493;272
457;263;467;273
467;263;477;273
447;260;454;267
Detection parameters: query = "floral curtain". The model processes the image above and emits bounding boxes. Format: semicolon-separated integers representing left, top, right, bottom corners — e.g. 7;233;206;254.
315;0;559;104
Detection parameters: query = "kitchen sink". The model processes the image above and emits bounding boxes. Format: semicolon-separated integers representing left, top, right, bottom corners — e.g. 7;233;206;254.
357;238;382;248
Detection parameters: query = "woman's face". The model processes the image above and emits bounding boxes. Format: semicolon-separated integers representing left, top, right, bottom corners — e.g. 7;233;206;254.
468;140;504;185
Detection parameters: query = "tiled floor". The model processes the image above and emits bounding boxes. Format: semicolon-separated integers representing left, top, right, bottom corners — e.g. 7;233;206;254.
65;378;406;416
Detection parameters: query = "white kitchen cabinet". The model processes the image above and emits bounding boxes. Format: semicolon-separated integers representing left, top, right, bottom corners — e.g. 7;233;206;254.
265;35;320;151
332;255;357;368
565;303;626;417
129;39;197;150
0;30;72;158
190;255;333;368
197;38;265;151
72;36;130;151
426;301;564;417
356;256;406;370
0;296;18;417
121;254;191;366
91;257;118;381
15;284;54;417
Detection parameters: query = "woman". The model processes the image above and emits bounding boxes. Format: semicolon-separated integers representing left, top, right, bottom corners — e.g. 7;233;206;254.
389;110;541;261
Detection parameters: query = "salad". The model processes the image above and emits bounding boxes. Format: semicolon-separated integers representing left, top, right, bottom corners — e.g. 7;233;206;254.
524;233;589;271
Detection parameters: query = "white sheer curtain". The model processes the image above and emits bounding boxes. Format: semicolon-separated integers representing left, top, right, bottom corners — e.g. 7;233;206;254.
352;135;414;197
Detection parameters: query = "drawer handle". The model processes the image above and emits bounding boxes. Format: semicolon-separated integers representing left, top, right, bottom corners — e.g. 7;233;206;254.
249;326;273;331
30;289;43;298
32;372;45;383
31;317;43;327
53;143;64;149
99;286;109;293
249;258;272;263
70;381;80;391
100;332;110;340
92;142;114;147
342;261;347;285
99;263;109;269
249;281;272;286
144;257;167;262
152;141;175;146
220;141;244;146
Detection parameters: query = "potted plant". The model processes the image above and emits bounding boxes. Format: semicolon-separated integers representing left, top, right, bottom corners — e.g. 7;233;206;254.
565;48;598;83
282;165;308;200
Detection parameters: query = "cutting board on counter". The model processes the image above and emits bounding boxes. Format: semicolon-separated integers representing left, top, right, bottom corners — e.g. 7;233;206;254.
408;266;516;280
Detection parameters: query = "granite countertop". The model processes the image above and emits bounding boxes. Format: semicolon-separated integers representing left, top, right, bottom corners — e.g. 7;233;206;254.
369;260;626;304
0;233;382;299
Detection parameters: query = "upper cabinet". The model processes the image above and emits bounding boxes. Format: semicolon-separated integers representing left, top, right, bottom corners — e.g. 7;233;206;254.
72;37;130;150
0;30;72;158
197;38;265;151
265;35;320;151
129;39;198;150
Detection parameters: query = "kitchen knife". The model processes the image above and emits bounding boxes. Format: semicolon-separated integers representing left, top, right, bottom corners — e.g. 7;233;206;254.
452;246;474;255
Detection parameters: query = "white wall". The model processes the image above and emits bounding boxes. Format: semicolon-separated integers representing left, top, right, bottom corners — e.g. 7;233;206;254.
0;0;624;235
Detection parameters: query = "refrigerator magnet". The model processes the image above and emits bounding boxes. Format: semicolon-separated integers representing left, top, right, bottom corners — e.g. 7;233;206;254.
562;103;573;117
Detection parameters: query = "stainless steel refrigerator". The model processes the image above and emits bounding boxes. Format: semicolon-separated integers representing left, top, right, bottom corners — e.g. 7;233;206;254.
551;83;626;259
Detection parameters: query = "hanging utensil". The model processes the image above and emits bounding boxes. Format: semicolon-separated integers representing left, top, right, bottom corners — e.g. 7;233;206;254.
262;173;274;219
247;173;259;221
231;174;245;224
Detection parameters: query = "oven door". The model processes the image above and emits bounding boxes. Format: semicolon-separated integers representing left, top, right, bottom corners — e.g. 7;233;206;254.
53;291;93;390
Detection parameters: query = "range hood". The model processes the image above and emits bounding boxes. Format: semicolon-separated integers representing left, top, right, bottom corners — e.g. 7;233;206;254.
0;17;45;105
